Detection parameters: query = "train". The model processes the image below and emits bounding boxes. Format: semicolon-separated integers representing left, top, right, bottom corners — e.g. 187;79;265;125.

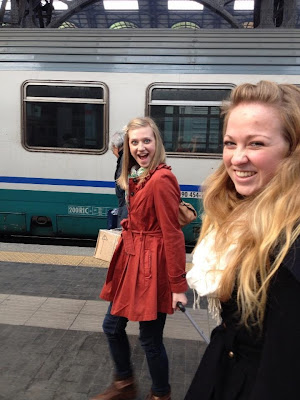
1;28;300;244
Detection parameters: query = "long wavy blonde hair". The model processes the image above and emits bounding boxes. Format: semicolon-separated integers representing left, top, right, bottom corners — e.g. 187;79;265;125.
199;81;300;328
117;117;166;190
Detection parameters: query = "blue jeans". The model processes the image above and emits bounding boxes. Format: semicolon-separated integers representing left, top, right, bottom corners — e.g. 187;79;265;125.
102;303;170;396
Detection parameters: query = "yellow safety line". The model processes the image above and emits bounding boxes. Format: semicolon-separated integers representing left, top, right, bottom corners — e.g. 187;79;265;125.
0;251;109;268
0;251;193;271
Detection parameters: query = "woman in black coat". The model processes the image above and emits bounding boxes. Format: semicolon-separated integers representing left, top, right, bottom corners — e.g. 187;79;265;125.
109;130;128;227
185;81;300;400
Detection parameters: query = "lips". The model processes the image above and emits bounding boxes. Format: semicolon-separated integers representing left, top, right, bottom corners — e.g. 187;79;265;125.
138;154;148;160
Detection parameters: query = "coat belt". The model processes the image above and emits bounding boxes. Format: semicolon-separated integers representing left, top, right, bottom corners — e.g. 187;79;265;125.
121;219;162;256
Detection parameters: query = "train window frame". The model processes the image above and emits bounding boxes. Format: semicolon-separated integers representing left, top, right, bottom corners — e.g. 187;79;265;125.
146;83;235;159
21;80;109;154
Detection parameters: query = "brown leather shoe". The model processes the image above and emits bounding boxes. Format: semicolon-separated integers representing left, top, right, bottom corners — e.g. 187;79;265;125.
90;376;137;400
144;390;171;400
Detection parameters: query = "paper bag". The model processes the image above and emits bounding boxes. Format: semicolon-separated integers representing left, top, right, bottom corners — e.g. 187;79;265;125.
94;229;121;263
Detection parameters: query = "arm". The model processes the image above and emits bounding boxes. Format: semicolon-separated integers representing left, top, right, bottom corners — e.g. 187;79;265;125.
152;170;188;295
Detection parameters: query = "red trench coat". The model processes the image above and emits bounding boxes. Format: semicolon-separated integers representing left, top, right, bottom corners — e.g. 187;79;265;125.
100;164;188;321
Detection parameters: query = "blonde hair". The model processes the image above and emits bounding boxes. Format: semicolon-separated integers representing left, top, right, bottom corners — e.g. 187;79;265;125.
199;81;300;328
117;117;166;190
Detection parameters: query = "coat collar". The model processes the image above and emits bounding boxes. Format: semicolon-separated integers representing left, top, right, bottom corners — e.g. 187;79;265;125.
129;163;171;191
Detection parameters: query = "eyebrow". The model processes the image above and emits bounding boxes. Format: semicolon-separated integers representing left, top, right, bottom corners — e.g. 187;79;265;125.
131;137;151;140
224;133;270;139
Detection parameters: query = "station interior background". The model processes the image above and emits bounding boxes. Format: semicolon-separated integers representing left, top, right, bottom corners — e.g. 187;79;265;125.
0;0;300;30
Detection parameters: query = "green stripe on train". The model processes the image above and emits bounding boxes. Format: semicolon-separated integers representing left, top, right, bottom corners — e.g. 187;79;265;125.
0;188;200;243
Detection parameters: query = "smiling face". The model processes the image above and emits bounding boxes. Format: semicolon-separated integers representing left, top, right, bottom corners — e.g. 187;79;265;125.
223;102;290;197
128;125;156;168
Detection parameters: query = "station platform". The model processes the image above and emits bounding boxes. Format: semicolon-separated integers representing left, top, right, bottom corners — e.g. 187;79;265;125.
0;241;216;400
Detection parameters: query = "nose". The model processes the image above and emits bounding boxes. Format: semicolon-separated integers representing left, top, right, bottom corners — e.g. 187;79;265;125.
137;141;145;151
231;147;248;165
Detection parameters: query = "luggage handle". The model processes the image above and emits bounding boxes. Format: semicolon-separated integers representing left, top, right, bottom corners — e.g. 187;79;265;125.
177;301;210;344
177;301;186;312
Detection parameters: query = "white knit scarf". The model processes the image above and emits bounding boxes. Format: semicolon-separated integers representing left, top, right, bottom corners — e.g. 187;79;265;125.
186;230;236;323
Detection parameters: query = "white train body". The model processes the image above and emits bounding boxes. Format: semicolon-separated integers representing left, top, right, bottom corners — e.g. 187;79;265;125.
0;29;299;242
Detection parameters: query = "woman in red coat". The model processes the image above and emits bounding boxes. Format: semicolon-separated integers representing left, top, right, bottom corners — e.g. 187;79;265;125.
91;117;188;400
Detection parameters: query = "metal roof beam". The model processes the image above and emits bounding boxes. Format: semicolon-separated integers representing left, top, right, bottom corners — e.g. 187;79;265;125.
194;0;243;28
48;0;98;28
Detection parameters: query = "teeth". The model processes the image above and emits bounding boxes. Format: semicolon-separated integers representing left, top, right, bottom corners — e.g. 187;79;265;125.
236;171;255;177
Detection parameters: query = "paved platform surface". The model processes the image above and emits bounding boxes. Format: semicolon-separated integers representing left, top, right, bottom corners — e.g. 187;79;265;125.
0;241;215;400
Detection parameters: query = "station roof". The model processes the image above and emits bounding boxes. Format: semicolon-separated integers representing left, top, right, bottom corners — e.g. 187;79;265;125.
1;0;300;30
59;0;252;30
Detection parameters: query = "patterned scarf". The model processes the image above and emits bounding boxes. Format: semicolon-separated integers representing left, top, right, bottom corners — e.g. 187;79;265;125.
128;166;146;178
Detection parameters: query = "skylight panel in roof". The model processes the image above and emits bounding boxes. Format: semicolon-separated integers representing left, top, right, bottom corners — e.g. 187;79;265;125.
54;1;68;10
0;0;11;10
168;1;203;11
103;0;139;10
234;0;254;10
0;0;68;10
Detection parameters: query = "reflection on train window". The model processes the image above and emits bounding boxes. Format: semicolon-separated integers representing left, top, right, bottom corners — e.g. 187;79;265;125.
147;84;234;157
22;81;108;154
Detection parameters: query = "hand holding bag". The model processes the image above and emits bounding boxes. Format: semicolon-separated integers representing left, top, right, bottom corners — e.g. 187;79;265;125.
178;201;197;227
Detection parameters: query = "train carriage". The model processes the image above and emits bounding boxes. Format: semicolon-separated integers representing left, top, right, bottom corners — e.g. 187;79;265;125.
1;28;300;244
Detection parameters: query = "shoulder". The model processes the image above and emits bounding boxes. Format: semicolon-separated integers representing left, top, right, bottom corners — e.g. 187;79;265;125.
149;165;180;198
281;235;300;282
152;169;179;191
151;164;176;180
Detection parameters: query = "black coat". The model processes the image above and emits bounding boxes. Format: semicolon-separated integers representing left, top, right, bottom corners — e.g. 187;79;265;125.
185;236;300;400
114;150;128;227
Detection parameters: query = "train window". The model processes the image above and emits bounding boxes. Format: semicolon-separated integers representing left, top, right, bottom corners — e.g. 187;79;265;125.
22;81;108;154
147;84;234;157
151;88;230;102
26;85;104;99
